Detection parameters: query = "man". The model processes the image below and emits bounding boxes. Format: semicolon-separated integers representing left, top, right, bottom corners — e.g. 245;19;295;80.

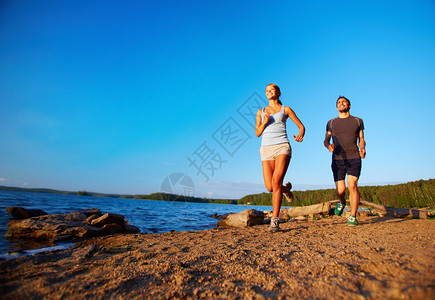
324;96;366;226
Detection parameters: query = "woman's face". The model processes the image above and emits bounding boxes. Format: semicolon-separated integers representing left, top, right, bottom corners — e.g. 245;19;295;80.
266;85;280;100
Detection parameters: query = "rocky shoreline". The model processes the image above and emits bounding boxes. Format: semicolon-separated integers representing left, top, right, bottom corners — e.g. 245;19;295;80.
1;211;434;299
5;207;140;241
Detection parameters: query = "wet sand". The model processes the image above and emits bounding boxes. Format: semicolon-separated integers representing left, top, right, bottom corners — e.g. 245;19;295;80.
1;215;434;299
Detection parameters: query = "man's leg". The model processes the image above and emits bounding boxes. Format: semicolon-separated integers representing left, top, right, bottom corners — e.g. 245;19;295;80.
332;159;347;216
332;159;346;205
347;175;360;217
334;180;347;216
335;180;346;205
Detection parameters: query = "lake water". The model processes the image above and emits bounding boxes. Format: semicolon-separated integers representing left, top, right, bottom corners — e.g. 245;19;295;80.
0;190;274;257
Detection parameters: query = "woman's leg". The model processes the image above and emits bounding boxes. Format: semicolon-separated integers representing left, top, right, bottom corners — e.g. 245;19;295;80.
271;154;291;218
262;160;275;193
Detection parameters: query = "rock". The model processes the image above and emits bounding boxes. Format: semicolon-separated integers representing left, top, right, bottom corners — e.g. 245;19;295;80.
86;214;101;224
73;244;99;261
65;212;88;221
6;207;48;219
5;209;140;242
78;208;102;217
123;224;141;234
308;213;323;219
53;235;73;242
101;223;124;235
358;210;370;217
90;213;124;227
217;209;265;228
6;212;101;240
210;213;229;220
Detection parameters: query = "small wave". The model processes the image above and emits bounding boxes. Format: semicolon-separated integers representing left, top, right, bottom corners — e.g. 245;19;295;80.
0;243;74;259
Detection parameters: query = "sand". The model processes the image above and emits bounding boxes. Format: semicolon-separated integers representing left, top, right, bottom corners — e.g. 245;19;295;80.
0;215;434;299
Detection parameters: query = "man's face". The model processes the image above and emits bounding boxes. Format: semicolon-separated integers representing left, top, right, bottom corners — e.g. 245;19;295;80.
336;98;350;112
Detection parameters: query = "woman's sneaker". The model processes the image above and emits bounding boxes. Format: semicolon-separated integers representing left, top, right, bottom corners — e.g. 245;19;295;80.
268;217;280;232
334;202;345;216
347;215;359;226
283;182;293;203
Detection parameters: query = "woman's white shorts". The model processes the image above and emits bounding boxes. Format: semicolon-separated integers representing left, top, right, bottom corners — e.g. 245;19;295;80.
260;143;292;161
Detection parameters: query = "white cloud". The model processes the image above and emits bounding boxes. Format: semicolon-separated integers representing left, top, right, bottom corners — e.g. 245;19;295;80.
0;178;7;182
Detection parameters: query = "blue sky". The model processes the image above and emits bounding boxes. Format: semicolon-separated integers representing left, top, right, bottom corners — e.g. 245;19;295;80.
1;0;434;199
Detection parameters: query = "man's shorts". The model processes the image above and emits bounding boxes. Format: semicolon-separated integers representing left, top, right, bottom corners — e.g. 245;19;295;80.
260;143;292;161
332;158;362;182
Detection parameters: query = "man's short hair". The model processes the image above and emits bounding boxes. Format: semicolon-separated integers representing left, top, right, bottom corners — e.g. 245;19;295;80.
336;96;351;107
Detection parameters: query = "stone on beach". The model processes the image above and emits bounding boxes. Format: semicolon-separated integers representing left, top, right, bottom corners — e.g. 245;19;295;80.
90;213;124;227
6;212;100;240
6;207;48;219
5;207;140;242
78;208;102;217
217;209;265;228
210;212;228;220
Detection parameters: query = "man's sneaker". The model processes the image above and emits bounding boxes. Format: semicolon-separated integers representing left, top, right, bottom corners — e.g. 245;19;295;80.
334;202;345;216
347;215;359;226
268;217;280;232
283;182;293;203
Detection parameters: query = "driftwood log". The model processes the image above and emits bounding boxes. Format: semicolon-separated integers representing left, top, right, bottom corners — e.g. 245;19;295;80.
328;199;428;219
283;202;332;218
217;209;265;228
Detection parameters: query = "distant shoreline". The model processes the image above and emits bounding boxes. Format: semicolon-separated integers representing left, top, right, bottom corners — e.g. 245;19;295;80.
1;178;434;208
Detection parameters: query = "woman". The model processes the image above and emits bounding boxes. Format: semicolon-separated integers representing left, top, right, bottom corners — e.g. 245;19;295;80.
255;83;305;232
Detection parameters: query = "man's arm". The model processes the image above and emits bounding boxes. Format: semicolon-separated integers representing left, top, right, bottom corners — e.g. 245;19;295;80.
324;131;335;152
359;129;366;158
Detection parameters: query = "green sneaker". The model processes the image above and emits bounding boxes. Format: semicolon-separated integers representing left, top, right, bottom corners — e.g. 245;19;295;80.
334;202;345;216
347;215;359;226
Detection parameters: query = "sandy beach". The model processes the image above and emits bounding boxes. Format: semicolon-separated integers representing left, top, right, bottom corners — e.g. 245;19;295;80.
1;215;434;299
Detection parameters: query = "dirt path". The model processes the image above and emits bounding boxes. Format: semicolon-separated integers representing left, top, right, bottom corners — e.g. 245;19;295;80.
1;216;434;299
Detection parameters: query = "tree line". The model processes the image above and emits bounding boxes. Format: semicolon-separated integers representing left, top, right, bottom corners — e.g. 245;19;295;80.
123;192;238;205
238;179;434;208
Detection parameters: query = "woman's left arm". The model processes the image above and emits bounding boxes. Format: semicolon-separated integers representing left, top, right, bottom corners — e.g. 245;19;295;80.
285;106;305;142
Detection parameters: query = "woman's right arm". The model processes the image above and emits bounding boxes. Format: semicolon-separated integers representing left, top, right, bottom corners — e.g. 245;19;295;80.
255;109;269;137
